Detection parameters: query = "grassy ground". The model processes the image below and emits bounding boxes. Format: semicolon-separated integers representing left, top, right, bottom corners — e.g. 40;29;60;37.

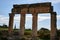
0;28;8;31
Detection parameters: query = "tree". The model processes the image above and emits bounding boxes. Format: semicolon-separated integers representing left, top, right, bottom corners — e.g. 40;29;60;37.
3;24;8;28
0;24;8;28
38;28;50;39
57;29;60;37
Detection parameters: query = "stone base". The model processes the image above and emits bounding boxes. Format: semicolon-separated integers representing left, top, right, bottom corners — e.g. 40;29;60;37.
32;37;38;40
8;36;20;40
8;37;13;40
50;36;58;40
7;36;39;40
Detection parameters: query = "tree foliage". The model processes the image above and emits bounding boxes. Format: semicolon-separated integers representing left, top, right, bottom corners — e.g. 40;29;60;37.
57;29;60;37
38;28;50;39
0;24;8;28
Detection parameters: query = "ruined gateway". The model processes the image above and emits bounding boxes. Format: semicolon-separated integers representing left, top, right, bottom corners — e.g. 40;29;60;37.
8;2;57;40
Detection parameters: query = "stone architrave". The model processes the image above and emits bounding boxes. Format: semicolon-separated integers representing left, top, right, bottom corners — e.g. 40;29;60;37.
50;12;57;40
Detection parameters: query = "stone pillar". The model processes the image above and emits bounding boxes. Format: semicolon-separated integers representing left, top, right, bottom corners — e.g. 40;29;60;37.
50;12;57;40
32;14;38;40
20;14;25;38
8;13;14;36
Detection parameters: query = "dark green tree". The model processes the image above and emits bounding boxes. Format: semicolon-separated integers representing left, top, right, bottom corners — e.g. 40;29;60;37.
3;24;8;28
38;28;50;40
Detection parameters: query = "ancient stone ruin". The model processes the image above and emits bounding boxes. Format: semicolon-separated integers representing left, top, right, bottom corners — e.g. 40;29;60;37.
8;2;57;40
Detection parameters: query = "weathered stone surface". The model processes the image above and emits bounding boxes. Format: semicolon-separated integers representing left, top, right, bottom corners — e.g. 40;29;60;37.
19;14;25;38
32;14;38;40
50;12;57;40
12;2;52;14
8;2;57;40
8;13;15;36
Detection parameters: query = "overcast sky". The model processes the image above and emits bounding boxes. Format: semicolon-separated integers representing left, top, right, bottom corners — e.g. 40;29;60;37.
0;0;60;30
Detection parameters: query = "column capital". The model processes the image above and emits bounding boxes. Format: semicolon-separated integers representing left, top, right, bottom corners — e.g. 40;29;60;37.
32;13;38;16
9;13;15;17
51;12;57;15
20;14;26;17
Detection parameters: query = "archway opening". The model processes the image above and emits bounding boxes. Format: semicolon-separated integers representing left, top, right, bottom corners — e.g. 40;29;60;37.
25;14;32;29
25;14;32;36
14;14;20;29
38;13;51;39
38;13;51;30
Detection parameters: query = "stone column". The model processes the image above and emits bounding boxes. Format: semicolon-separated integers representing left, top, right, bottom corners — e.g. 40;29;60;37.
50;12;57;40
32;14;38;40
20;14;25;38
8;13;14;36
